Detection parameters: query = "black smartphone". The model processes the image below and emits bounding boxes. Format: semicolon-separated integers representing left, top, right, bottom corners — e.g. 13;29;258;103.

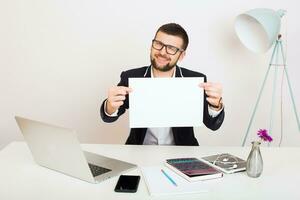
114;175;140;193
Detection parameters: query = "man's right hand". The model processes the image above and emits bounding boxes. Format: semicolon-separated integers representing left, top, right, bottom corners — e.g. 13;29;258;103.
105;86;132;115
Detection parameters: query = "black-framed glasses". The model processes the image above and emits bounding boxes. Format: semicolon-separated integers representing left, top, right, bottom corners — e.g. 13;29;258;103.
151;39;184;55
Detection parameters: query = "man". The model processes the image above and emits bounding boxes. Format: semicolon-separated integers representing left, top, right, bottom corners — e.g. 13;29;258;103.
100;23;224;146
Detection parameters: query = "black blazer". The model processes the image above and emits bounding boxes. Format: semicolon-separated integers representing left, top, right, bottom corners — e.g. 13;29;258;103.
100;66;225;146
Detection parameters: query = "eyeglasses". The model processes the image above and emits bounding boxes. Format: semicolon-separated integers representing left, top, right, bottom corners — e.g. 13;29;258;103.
151;39;184;55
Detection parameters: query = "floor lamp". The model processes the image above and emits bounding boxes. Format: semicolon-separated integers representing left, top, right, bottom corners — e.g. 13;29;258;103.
234;8;300;146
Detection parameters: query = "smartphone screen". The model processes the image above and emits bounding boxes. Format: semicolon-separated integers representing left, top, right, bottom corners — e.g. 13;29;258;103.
114;175;140;193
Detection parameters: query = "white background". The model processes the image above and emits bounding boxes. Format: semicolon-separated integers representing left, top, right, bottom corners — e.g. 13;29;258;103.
0;0;299;149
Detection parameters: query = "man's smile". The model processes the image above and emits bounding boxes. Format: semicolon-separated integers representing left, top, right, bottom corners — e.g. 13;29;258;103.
155;55;170;65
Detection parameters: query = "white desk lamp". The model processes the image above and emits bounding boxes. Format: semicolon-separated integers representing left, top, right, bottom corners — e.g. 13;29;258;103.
235;8;300;146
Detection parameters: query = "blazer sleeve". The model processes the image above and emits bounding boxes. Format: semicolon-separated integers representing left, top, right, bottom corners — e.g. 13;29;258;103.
100;71;129;123
203;108;225;131
202;75;225;130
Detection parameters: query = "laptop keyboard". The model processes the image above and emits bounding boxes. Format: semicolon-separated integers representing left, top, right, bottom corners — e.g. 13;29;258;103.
88;163;111;177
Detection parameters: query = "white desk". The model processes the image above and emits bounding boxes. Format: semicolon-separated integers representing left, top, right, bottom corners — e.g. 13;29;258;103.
0;142;299;200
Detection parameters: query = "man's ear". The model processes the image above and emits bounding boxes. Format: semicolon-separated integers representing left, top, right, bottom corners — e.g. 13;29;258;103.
179;51;186;61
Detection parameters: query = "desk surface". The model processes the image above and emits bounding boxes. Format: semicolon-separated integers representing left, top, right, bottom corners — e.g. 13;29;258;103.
0;142;299;200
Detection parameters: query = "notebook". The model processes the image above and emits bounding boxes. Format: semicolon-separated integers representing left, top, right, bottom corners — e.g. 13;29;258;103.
141;166;210;196
165;158;223;181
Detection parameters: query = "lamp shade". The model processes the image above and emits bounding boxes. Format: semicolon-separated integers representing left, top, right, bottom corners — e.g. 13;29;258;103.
235;8;286;53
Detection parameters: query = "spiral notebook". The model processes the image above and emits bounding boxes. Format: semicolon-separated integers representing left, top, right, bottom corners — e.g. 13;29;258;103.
165;157;223;181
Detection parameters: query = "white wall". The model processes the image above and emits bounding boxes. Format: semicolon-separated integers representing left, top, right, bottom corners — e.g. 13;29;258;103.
1;0;299;149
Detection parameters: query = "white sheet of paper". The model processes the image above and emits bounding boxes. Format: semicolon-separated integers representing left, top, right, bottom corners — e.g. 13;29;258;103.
141;166;210;196
129;77;204;128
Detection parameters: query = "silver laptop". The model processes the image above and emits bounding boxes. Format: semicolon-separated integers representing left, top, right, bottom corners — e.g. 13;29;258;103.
15;116;137;184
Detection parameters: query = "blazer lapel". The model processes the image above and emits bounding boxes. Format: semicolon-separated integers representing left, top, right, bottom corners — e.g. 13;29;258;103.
175;66;183;77
144;66;152;77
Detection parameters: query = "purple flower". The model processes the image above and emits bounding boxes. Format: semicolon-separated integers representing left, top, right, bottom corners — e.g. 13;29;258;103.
257;129;273;142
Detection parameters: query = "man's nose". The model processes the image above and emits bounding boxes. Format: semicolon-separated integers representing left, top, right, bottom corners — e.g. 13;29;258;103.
159;45;168;55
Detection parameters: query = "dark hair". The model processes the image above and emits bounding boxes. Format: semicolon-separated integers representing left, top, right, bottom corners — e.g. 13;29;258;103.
155;23;189;50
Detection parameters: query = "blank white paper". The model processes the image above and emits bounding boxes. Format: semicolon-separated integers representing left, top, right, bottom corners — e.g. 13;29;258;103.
141;166;210;196
129;77;204;128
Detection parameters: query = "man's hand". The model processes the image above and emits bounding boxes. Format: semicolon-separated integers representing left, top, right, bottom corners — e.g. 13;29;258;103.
106;86;132;115
200;82;223;111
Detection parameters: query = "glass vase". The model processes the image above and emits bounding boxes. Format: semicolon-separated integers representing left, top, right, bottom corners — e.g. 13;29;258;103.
246;141;263;178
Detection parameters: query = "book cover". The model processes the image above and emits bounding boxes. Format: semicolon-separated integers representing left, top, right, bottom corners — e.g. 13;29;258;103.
165;158;223;182
201;153;246;174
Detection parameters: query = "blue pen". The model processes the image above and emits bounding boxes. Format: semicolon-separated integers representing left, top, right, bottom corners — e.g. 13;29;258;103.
161;169;177;186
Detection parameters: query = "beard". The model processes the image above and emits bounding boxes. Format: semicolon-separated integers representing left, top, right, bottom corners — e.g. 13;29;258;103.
151;55;178;72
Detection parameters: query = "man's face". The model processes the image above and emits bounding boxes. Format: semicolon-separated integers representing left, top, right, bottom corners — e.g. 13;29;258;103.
150;31;185;72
